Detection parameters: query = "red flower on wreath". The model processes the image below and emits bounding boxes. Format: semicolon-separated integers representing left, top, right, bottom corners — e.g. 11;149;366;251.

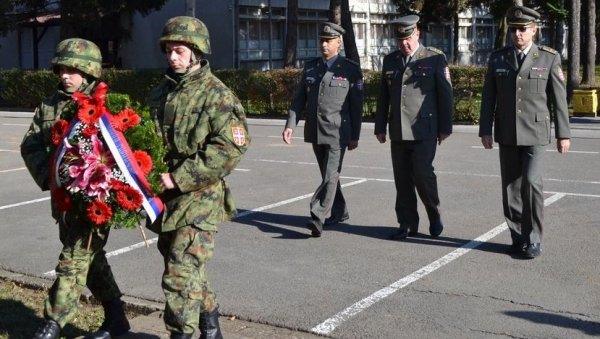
86;200;113;226
116;186;143;210
52;187;72;211
113;108;141;131
133;150;153;175
111;180;127;191
82;125;99;138
51;119;69;146
72;82;109;124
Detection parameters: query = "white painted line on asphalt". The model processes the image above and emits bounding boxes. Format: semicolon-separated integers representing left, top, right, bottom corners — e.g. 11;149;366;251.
2;123;29;127
0;167;26;173
0;197;49;210
311;193;567;336
545;191;600;198
236;178;368;218
43;238;161;278
470;146;598;154
234;168;251;172
0;149;20;153
253;158;389;171
42;178;370;277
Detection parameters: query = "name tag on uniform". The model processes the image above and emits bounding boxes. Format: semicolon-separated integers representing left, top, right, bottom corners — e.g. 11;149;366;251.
531;67;547;72
332;76;347;81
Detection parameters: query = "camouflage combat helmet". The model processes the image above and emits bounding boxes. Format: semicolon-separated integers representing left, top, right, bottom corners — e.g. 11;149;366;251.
160;16;211;54
51;38;102;79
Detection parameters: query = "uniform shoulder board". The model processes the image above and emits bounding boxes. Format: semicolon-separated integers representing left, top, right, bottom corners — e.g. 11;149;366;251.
491;46;512;55
539;45;558;55
426;46;444;55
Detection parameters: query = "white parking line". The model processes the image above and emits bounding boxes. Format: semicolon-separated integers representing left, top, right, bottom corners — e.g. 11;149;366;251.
43;178;369;277
470;146;598;154
0;197;49;210
311;193;566;336
0;167;26;173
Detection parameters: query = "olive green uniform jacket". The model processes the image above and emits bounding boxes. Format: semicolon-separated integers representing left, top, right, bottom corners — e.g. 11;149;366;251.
286;56;363;146
479;44;571;144
21;81;97;220
147;61;249;233
375;45;454;140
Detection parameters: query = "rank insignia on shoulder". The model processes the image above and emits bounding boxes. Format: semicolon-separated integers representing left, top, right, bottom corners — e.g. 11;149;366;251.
539;46;558;54
231;126;246;146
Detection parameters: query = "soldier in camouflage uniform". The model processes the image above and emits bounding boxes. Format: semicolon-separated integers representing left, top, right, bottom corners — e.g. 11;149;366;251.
283;22;364;238
146;16;249;339
21;39;130;339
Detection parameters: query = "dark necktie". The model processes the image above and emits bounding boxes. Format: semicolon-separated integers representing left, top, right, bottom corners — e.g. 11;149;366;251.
518;51;525;67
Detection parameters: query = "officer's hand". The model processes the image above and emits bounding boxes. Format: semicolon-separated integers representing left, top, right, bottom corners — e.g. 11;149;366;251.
375;133;386;144
160;173;176;191
481;135;494;149
282;128;293;144
557;138;570;154
348;140;358;151
438;133;451;145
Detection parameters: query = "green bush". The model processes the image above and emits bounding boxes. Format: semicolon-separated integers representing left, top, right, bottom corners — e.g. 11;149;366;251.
1;66;486;124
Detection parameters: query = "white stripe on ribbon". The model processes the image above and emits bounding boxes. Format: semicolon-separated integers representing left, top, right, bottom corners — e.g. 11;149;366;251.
99;114;162;222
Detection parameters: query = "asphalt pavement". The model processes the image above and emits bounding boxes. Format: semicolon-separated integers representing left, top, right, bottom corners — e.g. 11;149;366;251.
1;111;600;338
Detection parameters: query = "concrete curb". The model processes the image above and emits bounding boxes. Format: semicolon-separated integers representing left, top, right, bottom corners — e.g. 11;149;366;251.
0;268;324;339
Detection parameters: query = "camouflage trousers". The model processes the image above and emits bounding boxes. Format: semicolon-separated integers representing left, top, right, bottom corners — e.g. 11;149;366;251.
157;226;217;334
44;215;123;328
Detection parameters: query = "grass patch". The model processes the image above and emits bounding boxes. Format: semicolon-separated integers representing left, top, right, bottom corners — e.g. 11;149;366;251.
0;277;139;338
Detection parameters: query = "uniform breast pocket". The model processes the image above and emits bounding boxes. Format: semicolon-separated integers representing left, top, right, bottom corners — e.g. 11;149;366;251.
528;69;549;93
414;70;434;91
329;79;349;102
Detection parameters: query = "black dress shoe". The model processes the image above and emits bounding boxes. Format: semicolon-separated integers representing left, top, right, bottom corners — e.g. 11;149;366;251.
33;319;60;339
524;243;542;258
506;242;526;254
324;214;349;226
389;228;409;240
306;219;323;237
429;222;444;238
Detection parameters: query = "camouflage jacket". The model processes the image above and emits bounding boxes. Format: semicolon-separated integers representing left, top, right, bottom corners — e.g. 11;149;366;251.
147;60;249;233
20;81;98;220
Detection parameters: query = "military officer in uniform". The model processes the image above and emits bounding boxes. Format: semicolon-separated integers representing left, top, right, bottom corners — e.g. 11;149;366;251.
283;22;364;237
479;6;570;258
147;16;249;338
375;15;454;240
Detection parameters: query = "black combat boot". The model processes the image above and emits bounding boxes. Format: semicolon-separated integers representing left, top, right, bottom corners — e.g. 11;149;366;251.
199;307;223;339
32;319;60;339
170;332;193;339
83;299;130;339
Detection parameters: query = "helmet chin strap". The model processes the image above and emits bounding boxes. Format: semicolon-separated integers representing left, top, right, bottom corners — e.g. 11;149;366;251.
176;50;201;74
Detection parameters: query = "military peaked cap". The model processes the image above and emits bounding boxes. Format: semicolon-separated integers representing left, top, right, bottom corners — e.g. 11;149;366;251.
395;15;420;40
507;6;541;26
320;22;345;38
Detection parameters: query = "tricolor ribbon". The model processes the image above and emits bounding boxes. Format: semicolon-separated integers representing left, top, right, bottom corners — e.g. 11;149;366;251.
98;114;164;222
53;112;164;223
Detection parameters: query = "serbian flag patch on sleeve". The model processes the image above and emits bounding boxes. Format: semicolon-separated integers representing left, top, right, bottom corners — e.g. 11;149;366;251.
232;126;246;146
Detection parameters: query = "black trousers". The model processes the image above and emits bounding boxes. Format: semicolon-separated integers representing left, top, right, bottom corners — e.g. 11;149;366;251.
390;139;440;229
499;144;545;244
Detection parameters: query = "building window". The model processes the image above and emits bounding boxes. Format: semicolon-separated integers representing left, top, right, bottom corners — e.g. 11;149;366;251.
297;22;320;58
238;5;284;62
